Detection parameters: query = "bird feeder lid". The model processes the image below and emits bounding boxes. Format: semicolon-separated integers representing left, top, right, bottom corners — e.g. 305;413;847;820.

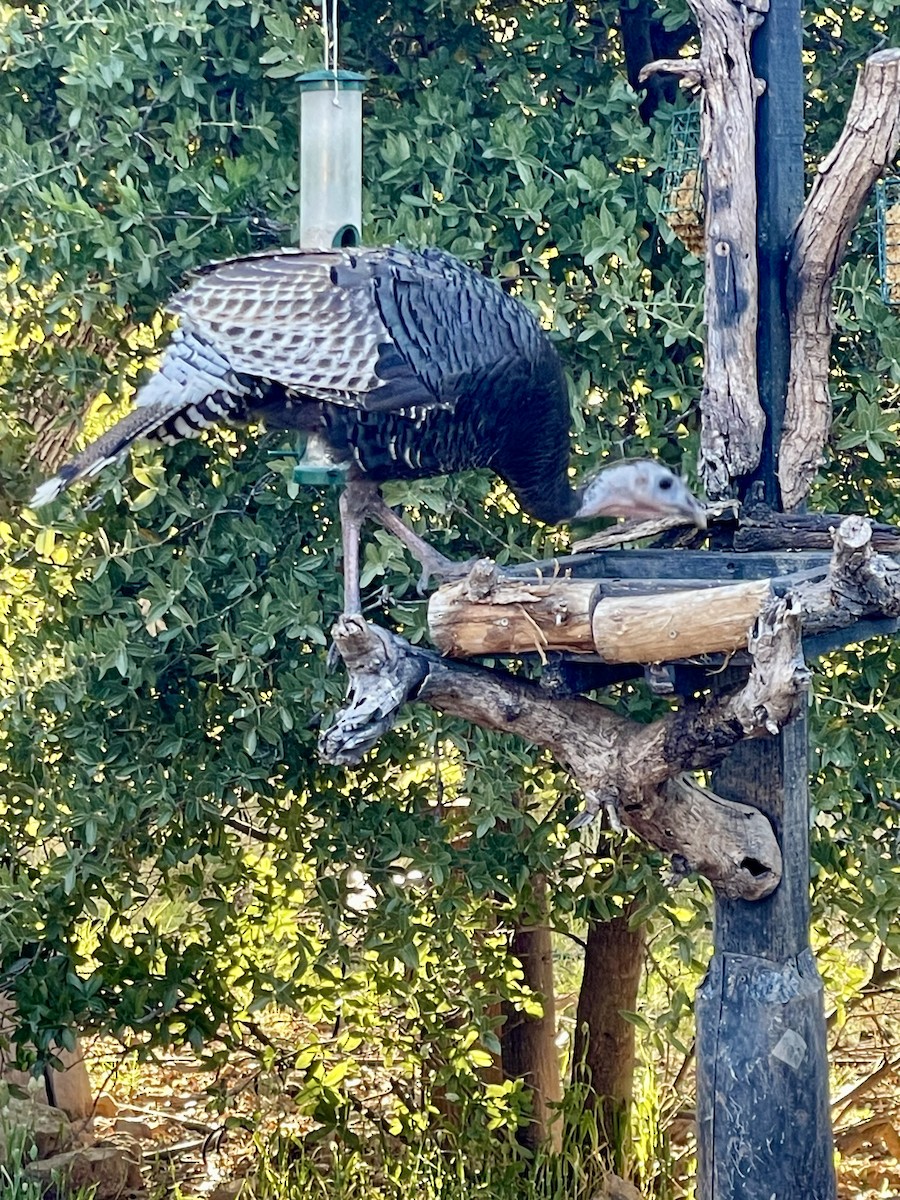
297;70;367;93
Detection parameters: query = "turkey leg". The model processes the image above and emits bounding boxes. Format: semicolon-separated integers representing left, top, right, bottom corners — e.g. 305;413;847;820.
338;483;368;615
338;479;476;612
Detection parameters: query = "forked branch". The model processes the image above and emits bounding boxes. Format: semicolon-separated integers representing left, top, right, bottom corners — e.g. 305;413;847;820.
321;518;900;902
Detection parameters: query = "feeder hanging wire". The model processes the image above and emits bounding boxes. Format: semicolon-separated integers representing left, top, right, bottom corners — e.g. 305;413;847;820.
321;0;341;102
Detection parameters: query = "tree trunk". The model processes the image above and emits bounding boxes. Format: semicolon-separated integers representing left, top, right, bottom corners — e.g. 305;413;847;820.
0;997;94;1127
572;906;646;1172
500;875;562;1151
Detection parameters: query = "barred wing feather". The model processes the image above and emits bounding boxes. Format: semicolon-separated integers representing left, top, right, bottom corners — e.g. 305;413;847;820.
166;247;548;416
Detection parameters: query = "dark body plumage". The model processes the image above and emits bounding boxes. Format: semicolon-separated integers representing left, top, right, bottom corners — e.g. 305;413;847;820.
34;246;576;523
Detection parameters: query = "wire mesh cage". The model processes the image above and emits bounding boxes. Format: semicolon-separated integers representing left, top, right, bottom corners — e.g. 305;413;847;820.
876;177;900;305
660;108;704;256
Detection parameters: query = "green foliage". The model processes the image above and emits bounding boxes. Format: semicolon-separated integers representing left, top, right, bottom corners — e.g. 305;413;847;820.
251;1086;617;1200
0;1120;43;1200
1;0;703;1066
3;0;900;1192
0;1085;96;1200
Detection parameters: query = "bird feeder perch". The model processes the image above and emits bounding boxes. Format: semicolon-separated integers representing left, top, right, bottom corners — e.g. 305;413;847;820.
298;69;366;250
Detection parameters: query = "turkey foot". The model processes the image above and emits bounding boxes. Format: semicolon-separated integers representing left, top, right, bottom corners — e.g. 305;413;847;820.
366;491;479;593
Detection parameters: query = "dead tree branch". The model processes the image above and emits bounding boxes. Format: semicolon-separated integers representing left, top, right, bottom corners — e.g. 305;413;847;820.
792;515;900;633
321;518;900;901
322;598;800;901
642;0;768;497
833;1056;900;1125
733;505;900;553
779;49;900;509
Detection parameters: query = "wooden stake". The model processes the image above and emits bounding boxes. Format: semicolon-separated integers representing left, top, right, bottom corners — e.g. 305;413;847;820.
641;0;768;497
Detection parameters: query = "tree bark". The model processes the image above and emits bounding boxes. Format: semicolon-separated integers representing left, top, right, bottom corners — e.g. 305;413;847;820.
733;505;900;552
501;875;563;1151
573;907;646;1173
641;0;768;497
428;562;771;662
779;49;900;509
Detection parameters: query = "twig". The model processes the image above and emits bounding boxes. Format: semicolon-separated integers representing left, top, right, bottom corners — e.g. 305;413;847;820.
833;1056;900;1124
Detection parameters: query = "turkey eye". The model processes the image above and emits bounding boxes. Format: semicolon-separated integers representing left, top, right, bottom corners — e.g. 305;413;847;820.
658;477;673;491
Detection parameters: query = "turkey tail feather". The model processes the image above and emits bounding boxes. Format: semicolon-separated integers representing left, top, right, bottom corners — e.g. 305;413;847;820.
29;329;251;508
29;405;184;507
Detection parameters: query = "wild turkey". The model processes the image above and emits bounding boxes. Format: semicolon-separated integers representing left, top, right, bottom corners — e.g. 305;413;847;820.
29;246;705;612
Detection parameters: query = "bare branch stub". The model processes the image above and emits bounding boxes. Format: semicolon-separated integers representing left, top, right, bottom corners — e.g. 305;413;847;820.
638;57;704;89
779;49;900;509
794;514;900;632
317;616;429;766
622;776;782;901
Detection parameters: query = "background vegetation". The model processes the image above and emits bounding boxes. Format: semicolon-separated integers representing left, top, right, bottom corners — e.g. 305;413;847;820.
2;0;900;1194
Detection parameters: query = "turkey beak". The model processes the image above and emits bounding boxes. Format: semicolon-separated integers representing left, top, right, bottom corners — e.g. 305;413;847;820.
682;492;708;531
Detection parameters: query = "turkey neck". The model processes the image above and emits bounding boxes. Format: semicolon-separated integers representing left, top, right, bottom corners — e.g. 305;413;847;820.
505;470;579;525
489;351;576;525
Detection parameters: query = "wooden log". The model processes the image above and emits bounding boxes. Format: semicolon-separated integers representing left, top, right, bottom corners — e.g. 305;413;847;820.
734;507;900;553
321;609;792;897
428;566;771;664
695;0;768;496
428;570;601;657
793;514;900;634
428;518;897;663
324;519;900;902
779;49;900;509
591;579;772;663
623;775;782;901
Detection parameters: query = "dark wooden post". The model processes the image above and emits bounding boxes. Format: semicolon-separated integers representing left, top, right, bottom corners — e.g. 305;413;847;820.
695;1;837;1195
